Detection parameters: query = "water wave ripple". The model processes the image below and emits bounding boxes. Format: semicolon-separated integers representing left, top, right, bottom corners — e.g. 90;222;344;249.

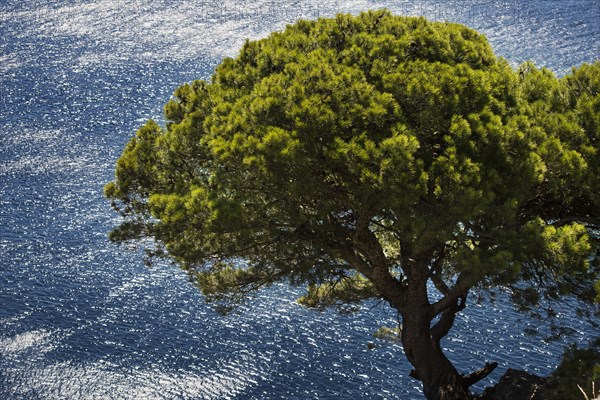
1;0;599;399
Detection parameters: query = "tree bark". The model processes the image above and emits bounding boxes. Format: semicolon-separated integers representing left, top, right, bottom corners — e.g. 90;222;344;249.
345;225;488;399
402;308;472;400
398;259;476;400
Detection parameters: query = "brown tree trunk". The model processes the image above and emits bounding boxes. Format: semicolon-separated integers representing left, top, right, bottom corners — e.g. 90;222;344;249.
401;309;471;400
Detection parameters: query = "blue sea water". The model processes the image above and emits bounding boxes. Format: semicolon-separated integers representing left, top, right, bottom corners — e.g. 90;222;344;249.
0;1;599;399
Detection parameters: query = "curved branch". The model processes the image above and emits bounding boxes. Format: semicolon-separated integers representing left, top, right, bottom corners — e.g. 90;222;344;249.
463;362;498;388
351;210;409;312
429;251;450;295
429;271;477;318
431;293;467;342
335;240;408;313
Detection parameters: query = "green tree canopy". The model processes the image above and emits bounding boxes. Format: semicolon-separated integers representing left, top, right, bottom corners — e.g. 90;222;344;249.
105;10;600;400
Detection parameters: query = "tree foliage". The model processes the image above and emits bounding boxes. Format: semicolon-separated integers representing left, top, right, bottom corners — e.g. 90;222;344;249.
547;339;600;400
106;10;600;400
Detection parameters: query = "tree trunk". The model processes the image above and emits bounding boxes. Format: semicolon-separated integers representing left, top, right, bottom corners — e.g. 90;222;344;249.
402;310;471;400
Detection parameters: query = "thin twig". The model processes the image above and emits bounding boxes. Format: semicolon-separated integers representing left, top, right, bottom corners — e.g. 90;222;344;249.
578;384;590;400
529;384;538;400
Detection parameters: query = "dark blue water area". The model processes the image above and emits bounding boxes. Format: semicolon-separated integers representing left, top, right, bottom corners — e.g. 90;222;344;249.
1;0;599;399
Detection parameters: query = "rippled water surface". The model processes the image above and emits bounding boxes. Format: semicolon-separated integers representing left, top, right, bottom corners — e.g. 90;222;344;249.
1;1;599;398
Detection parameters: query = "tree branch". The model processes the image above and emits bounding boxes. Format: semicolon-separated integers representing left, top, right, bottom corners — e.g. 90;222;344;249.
429;272;476;318
430;293;467;342
463;362;498;388
429;251;449;296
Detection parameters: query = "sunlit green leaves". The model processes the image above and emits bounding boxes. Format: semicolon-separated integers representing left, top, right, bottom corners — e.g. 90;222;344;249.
298;274;378;313
105;11;599;316
195;262;277;314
